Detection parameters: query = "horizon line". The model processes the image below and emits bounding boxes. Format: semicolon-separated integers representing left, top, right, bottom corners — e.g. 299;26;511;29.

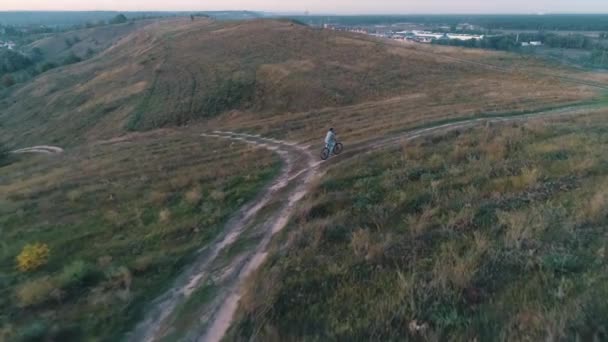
2;10;608;15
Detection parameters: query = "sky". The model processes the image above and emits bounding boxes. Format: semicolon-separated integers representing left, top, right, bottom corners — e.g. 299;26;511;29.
2;0;608;14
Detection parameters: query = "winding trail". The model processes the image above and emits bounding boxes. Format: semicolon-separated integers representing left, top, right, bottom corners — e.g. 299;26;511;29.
129;131;319;342
128;103;604;342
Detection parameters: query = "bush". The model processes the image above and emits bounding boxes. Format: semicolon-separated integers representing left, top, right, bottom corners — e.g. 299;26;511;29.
1;74;15;88
110;14;128;25
62;53;82;66
39;62;57;73
29;47;44;63
16;242;51;272
17;321;48;342
56;260;99;289
15;277;57;307
0;143;10;165
0;50;33;74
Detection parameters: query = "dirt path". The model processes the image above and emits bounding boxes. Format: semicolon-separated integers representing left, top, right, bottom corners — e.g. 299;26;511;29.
10;145;64;154
128;131;319;342
127;103;604;342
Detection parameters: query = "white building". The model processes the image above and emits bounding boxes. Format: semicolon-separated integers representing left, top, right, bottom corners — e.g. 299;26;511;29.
0;41;16;50
446;33;484;41
412;31;445;40
522;41;543;47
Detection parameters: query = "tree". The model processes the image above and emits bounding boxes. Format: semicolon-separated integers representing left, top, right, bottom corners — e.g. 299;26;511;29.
110;14;128;25
29;47;44;63
0;50;33;74
62;53;82;66
0;142;11;166
39;62;57;73
1;74;15;88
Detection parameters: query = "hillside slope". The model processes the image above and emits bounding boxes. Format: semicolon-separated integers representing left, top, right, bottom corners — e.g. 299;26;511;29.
23;20;155;65
0;18;596;148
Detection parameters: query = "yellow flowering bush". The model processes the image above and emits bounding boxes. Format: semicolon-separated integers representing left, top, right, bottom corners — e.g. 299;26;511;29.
16;243;50;272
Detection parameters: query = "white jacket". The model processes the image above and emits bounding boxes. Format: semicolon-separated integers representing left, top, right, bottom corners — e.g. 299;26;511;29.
325;131;336;144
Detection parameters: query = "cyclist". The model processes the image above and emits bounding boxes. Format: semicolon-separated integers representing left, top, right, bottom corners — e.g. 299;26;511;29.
325;128;336;155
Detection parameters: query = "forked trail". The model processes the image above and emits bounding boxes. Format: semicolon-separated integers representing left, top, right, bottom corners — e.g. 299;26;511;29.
128;103;602;342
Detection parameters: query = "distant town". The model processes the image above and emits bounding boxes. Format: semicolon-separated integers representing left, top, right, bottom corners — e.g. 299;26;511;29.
322;23;543;46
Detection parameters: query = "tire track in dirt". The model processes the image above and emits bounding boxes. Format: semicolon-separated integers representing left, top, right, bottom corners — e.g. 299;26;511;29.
134;104;603;342
10;146;64;154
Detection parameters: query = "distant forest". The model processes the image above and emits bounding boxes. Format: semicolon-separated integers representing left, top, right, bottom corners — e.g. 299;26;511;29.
4;12;608;31
292;14;608;32
0;11;264;27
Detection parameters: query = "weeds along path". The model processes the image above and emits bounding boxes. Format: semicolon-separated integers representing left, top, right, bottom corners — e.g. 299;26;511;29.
129;131;319;342
130;104;604;342
341;104;604;160
10;146;64;154
191;105;604;342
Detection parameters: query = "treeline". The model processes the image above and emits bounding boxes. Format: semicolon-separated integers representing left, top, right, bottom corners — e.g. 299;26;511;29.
0;49;84;88
0;11;180;27
0;13;134;89
0;14;133;48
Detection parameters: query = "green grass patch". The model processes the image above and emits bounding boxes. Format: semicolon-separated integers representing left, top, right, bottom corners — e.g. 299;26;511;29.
229;112;608;341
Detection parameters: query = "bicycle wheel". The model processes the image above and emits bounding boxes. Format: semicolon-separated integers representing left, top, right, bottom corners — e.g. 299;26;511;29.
320;148;330;160
333;143;343;155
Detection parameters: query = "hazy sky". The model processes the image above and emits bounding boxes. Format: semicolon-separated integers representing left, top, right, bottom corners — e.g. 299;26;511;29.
2;0;608;14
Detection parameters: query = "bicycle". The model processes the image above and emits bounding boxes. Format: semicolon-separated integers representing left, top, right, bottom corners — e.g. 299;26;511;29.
320;142;343;160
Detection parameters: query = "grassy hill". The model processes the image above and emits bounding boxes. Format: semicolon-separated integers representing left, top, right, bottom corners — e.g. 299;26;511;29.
23;20;154;66
0;18;598;149
0;129;279;340
1;16;607;341
229;110;608;341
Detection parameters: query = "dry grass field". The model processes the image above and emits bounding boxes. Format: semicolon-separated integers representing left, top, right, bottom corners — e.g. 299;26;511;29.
229;110;608;341
0;129;279;341
0;19;601;150
2;16;608;341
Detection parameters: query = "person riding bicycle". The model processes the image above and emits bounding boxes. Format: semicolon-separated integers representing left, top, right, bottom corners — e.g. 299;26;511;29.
325;128;337;155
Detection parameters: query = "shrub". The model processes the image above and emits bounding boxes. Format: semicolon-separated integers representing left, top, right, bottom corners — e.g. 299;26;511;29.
184;186;202;205
17;321;48;341
16;243;50;272
56;260;98;290
585;188;608;223
15;277;58;307
110;14;128;25
62;53;82;66
39;62;57;73
1;74;15;88
159;208;171;223
0;143;10;165
0;49;33;73
350;228;371;258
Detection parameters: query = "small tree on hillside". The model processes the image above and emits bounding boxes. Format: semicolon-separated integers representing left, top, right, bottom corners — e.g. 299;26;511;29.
1;74;15;88
62;53;82;66
0;142;10;166
110;14;128;25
